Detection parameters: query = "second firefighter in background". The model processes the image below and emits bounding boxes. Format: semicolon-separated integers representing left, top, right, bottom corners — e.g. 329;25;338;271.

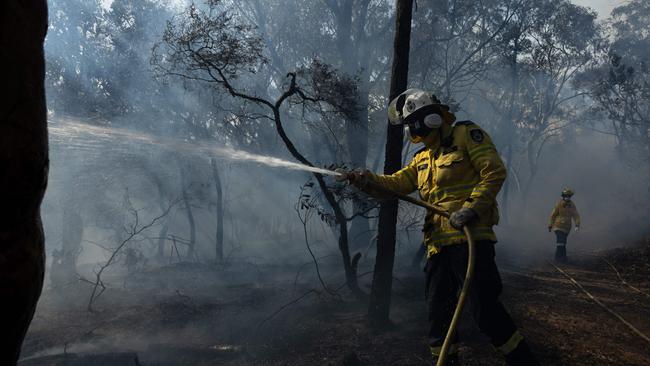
338;89;539;366
548;188;581;261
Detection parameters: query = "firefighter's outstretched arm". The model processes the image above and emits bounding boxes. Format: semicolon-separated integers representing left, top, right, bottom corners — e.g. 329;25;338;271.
336;160;418;197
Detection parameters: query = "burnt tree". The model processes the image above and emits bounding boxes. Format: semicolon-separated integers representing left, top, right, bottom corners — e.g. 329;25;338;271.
368;0;413;325
152;3;363;295
0;0;49;364
211;158;224;262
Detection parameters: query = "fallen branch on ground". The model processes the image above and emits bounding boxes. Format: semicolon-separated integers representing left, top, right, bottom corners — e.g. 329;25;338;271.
83;197;177;311
258;271;375;329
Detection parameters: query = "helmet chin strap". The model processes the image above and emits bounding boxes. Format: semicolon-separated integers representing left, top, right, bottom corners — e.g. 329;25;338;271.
404;124;415;141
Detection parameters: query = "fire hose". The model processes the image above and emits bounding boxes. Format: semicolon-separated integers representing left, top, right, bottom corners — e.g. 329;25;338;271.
339;173;475;366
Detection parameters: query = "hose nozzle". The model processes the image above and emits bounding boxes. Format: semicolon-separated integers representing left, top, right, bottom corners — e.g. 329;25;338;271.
333;168;352;182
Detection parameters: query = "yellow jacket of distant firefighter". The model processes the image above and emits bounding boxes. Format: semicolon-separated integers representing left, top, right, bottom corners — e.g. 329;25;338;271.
548;200;581;233
366;121;505;257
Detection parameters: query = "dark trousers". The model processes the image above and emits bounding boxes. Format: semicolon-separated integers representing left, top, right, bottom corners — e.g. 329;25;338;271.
554;231;568;261
425;242;520;355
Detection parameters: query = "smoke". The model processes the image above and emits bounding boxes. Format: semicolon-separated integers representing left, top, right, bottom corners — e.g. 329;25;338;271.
39;0;650;287
495;128;649;261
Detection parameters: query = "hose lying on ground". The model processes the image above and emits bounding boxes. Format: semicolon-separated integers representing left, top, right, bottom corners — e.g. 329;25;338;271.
599;257;650;299
362;180;476;366
573;250;650;299
548;261;650;345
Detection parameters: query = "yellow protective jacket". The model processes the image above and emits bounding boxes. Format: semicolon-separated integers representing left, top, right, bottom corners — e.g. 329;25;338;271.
548;200;580;233
367;121;506;257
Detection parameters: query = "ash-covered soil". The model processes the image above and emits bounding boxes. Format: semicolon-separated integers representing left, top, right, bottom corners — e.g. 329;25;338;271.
20;240;650;366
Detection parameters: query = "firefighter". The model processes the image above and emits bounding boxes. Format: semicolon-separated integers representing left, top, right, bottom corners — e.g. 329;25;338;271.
548;188;581;262
338;89;539;366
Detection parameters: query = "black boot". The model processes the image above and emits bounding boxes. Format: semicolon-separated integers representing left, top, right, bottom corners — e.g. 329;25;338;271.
504;339;540;366
554;245;566;262
431;354;459;366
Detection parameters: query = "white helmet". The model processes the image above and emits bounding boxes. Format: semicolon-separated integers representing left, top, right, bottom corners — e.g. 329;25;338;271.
388;89;448;142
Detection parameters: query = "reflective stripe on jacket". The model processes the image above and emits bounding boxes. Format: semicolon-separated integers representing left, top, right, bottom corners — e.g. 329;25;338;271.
549;200;580;233
367;121;506;257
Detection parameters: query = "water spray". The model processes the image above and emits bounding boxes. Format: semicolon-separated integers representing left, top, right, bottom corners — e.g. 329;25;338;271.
49;119;345;177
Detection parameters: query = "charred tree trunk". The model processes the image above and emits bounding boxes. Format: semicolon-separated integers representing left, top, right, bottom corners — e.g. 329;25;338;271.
329;0;372;252
501;39;519;225
347;83;371;251
148;169;171;259
180;167;196;259
368;0;413;325
182;188;196;259
0;1;49;364
51;201;83;288
157;221;170;258
210;158;224;262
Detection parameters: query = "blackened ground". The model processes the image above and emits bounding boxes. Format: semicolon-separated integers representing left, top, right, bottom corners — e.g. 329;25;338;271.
19;240;650;366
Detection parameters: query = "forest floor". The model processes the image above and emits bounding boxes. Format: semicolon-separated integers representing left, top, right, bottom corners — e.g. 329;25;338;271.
19;239;650;366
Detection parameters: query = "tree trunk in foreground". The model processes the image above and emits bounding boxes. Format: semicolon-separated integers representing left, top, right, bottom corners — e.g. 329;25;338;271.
0;0;49;364
368;0;413;325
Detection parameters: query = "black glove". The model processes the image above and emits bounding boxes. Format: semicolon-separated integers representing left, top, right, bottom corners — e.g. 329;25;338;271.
449;207;478;230
335;168;369;188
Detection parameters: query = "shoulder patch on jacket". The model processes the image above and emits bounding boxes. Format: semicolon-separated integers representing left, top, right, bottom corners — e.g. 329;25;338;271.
470;129;484;143
455;120;475;126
